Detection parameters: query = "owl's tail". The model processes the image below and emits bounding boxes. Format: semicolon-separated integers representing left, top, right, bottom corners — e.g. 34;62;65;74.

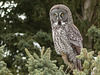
76;58;82;70
61;51;82;71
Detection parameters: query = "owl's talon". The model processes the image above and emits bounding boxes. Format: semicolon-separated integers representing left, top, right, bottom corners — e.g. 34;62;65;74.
65;66;69;74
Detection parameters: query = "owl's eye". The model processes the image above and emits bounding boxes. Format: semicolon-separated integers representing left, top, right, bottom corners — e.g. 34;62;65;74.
61;13;64;17
54;14;57;17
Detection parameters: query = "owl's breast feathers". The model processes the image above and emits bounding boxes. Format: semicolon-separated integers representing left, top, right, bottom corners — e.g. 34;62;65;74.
66;24;83;55
52;24;83;55
52;26;74;55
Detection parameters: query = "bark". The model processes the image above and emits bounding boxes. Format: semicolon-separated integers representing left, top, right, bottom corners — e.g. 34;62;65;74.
83;0;98;22
82;0;91;49
83;0;91;20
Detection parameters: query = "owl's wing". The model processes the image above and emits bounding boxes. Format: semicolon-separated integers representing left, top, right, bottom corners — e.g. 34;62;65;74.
66;24;83;55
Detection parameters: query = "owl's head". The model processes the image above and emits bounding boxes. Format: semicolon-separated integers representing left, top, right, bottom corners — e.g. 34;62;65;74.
50;4;73;27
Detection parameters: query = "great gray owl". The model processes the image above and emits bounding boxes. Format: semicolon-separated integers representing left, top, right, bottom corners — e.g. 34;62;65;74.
49;4;83;70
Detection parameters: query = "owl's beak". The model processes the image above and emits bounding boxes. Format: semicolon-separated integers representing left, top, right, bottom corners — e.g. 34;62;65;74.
58;19;61;25
58;19;60;22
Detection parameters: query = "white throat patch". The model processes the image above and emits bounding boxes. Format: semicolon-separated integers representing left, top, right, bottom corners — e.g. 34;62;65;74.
61;22;65;25
54;21;65;25
54;22;58;25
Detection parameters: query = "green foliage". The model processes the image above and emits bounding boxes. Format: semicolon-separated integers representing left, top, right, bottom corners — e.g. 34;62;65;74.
87;25;100;53
73;70;86;75
0;0;100;74
92;52;100;75
73;48;100;75
0;46;5;60
0;61;13;75
25;47;65;75
33;30;53;47
0;46;13;75
2;33;41;74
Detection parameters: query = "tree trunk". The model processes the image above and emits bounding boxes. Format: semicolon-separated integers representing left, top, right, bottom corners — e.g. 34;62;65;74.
83;0;91;20
82;0;98;50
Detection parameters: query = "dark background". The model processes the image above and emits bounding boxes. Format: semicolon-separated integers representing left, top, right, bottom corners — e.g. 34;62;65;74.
0;0;100;74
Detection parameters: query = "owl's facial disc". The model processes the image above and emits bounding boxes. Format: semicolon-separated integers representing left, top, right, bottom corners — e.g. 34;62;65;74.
54;14;65;25
50;9;67;26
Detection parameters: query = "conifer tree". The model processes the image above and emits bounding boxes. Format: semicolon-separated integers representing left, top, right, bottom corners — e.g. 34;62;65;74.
25;47;65;75
73;48;100;75
0;46;13;75
86;25;100;53
25;46;100;75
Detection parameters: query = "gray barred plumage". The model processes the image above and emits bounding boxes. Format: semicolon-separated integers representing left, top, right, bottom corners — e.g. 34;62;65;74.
49;4;83;70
